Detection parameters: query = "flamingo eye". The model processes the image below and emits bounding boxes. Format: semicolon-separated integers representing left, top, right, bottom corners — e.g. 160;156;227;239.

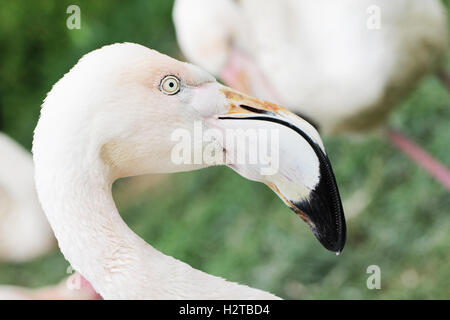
160;75;180;95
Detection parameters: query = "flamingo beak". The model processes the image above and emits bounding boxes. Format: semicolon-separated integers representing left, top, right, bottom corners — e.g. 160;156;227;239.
216;87;346;253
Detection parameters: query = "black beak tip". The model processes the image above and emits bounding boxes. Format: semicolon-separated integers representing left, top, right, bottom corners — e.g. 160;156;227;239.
292;144;347;254
311;225;346;253
227;107;347;253
292;186;347;254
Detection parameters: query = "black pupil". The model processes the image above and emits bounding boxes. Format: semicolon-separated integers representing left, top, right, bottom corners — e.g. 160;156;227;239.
169;81;174;87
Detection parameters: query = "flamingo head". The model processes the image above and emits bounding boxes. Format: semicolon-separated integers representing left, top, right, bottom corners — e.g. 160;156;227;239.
37;43;346;253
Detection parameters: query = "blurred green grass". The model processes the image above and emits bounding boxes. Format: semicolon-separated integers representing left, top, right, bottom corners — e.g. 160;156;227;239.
0;0;449;299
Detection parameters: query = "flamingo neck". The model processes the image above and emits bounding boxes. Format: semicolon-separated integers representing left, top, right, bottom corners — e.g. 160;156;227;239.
34;145;148;298
33;126;278;299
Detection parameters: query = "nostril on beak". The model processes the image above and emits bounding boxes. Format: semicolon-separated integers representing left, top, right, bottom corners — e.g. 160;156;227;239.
239;104;273;115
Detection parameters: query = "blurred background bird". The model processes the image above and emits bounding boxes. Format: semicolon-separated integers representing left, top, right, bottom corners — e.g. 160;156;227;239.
0;132;54;263
0;112;103;299
173;0;450;191
0;0;448;299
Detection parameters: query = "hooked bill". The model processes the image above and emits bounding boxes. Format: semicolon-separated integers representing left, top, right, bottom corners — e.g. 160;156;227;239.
218;89;346;253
